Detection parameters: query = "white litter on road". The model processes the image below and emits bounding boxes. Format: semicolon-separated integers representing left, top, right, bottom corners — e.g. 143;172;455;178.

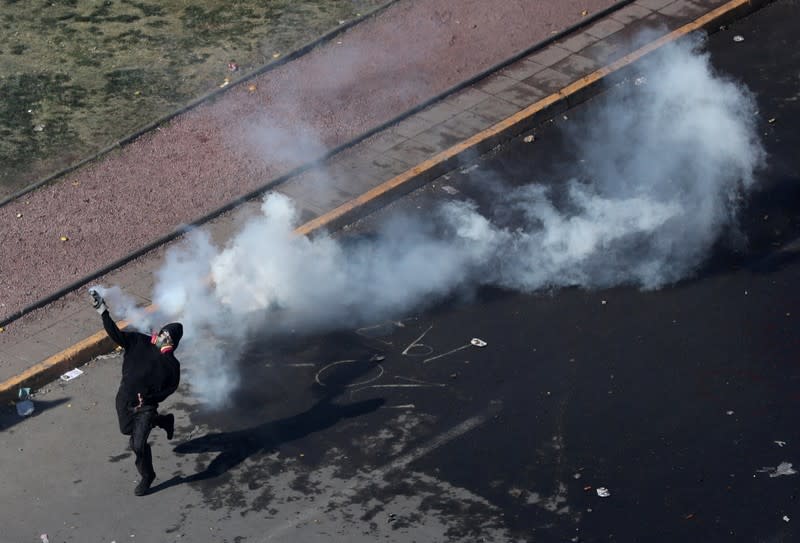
60;368;84;382
757;462;797;478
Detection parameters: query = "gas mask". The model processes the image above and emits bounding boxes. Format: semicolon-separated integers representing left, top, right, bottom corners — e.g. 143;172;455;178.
151;330;174;353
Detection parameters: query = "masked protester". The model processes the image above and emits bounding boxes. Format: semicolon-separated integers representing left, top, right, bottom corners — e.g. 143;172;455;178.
89;289;182;496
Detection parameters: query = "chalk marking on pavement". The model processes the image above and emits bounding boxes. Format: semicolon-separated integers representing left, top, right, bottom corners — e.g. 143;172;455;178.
384;403;416;409
423;342;472;364
314;359;385;388
395;375;442;385
349;383;446;397
262;409;492;541
401;325;433;356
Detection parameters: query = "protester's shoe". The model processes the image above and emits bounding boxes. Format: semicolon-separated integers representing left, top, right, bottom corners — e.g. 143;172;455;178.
162;414;175;440
134;472;155;496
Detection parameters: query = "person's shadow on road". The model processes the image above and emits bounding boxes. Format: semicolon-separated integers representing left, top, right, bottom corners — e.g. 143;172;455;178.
148;341;386;495
149;395;383;494
148;329;387;495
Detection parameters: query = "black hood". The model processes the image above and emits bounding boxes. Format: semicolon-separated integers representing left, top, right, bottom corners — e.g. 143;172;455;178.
160;322;183;349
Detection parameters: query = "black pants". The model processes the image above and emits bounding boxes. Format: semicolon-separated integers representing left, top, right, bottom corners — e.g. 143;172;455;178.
116;396;171;480
129;406;157;480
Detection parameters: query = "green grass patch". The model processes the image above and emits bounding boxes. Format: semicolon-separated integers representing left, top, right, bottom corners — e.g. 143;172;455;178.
0;0;387;197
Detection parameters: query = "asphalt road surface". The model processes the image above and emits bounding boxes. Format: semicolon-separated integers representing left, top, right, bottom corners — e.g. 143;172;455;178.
2;2;799;542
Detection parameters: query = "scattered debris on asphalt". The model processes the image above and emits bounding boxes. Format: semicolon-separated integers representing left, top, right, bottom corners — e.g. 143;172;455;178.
60;368;84;382
40;534;49;543
634;76;647;86
768;118;776;123
726;410;734;415
60;235;69;242
757;462;797;478
596;487;610;498
247;83;257;94
784;516;790;522
733;35;744;42
523;135;535;143
775;440;787;447
16;213;22;218
471;338;487;347
441;185;459;195
581;9;589;16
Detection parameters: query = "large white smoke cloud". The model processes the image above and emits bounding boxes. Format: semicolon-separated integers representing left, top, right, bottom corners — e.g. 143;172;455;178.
106;37;764;407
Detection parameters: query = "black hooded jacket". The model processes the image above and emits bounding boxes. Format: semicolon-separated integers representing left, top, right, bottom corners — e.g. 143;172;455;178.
102;311;182;406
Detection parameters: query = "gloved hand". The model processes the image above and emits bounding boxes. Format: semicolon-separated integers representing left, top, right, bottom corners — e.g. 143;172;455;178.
88;289;108;314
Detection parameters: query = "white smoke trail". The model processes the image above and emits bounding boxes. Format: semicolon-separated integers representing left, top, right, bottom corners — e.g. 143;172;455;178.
117;37;763;407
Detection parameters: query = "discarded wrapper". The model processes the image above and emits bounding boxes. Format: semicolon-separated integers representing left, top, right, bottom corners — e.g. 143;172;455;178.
471;338;487;347
596;487;611;498
523;135;535;143
733;35;744;42
61;368;84;382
